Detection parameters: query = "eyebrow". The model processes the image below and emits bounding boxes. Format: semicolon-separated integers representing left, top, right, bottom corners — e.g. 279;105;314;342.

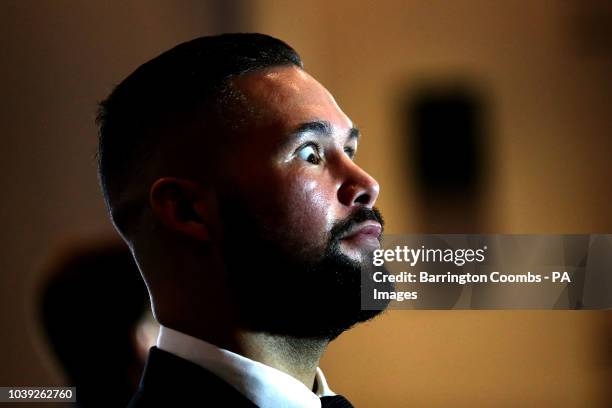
290;120;360;142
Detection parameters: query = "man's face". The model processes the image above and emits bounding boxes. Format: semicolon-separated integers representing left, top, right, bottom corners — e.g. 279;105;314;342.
221;66;380;260
212;66;390;339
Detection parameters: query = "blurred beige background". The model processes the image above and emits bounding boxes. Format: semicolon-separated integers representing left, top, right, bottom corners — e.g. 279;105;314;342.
1;1;610;407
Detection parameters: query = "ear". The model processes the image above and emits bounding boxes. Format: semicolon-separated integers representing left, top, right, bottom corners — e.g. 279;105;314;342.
149;177;213;242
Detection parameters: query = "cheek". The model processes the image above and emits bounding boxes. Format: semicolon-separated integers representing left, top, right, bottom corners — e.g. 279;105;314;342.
283;171;336;248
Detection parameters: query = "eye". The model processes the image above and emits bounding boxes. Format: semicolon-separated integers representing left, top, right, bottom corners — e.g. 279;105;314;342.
297;143;322;164
344;146;356;160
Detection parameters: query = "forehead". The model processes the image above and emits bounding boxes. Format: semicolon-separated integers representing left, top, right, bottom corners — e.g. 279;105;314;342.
231;66;353;135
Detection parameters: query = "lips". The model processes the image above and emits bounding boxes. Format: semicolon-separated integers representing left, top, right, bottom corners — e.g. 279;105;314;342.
340;221;382;249
342;223;382;239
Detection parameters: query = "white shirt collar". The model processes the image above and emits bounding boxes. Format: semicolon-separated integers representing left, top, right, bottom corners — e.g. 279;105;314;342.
157;325;335;408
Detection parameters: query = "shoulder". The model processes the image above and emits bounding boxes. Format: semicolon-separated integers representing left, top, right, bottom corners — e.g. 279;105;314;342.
127;347;258;407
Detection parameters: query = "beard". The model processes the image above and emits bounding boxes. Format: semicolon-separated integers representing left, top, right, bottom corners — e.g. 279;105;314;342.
218;198;392;341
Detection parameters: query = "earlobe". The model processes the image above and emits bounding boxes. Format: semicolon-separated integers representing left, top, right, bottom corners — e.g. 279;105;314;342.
149;177;210;241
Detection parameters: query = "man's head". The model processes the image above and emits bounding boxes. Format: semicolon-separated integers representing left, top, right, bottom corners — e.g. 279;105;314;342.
97;33;389;342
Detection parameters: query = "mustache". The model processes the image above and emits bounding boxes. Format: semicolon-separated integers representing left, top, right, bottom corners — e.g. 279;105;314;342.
330;207;385;243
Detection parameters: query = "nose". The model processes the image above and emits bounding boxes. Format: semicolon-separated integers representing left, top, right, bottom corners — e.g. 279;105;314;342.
336;159;380;208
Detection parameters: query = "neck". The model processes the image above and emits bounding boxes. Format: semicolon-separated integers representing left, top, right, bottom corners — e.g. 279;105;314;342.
234;330;329;390
165;320;329;390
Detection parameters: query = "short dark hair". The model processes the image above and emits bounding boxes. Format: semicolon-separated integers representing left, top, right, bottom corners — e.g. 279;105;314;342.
96;33;302;230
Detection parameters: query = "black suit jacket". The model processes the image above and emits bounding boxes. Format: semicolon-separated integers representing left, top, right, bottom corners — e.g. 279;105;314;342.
128;347;258;407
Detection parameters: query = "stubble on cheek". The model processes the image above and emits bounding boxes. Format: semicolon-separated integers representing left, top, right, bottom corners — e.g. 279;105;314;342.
281;175;334;258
